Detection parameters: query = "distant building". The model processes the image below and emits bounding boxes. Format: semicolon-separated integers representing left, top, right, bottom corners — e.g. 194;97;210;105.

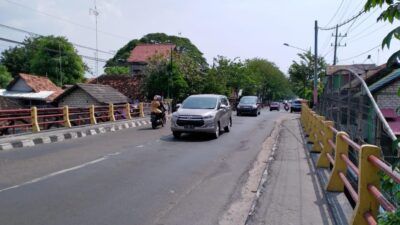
55;83;129;107
127;43;176;76
0;73;63;107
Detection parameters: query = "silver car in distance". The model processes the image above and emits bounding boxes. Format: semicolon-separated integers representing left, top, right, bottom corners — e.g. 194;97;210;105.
171;94;232;139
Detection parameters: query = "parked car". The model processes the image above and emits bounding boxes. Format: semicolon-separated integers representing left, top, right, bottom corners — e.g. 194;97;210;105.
269;102;280;111
236;96;261;116
290;99;302;113
171;94;232;139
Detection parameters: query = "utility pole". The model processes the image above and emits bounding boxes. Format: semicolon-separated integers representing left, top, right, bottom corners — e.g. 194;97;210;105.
168;46;172;99
90;0;99;77
313;20;318;106
332;24;347;65
59;42;62;86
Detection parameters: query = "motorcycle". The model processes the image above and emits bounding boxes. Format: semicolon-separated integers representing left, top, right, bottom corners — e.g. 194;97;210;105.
284;103;289;111
151;112;166;129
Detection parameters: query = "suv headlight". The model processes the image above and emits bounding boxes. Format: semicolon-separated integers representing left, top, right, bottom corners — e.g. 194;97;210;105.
172;113;179;119
252;105;258;109
203;115;213;119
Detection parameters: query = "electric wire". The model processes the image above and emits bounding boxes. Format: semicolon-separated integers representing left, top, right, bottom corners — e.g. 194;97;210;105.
2;0;131;40
0;23;115;55
0;36;108;62
319;10;366;31
338;44;381;62
323;0;345;28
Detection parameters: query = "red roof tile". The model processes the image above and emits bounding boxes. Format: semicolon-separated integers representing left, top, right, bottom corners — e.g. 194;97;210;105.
16;73;63;101
127;44;175;63
89;75;142;100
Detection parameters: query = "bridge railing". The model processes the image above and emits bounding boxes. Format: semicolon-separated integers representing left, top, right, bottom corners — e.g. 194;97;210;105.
0;102;147;136
301;103;399;225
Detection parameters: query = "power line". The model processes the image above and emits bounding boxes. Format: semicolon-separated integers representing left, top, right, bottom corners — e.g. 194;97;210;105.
0;23;115;55
2;0;131;41
323;0;345;28
338;44;381;62
347;24;388;43
319;9;366;31
0;36;108;62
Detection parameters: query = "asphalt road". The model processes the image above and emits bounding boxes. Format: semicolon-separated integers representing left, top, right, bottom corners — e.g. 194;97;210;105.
0;109;289;225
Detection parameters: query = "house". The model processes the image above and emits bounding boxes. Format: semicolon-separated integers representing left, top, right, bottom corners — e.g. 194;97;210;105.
88;74;142;100
0;96;23;109
0;73;63;107
55;83;129;107
127;43;176;76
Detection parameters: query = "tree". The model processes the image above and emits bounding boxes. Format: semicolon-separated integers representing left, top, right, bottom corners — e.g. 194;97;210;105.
0;64;12;88
104;66;129;75
288;51;326;101
245;58;293;100
0;36;85;86
142;56;188;102
365;1;400;67
105;33;208;69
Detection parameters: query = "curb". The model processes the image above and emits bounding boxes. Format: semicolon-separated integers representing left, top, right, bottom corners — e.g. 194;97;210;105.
0;118;151;151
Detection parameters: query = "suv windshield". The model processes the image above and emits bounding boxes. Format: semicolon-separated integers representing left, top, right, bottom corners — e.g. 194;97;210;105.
182;97;217;109
240;97;257;104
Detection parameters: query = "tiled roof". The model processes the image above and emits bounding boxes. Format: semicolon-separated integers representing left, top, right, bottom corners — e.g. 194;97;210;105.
7;73;63;101
55;83;129;104
127;44;175;63
326;64;376;76
369;68;400;93
89;75;141;99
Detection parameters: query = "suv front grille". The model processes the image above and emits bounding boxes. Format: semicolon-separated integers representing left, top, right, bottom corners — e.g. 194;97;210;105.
177;119;205;127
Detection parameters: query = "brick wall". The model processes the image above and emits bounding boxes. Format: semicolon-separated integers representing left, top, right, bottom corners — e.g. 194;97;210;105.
58;89;100;107
376;79;400;109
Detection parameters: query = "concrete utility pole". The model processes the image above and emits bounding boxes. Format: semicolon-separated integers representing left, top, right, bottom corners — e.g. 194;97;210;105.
314;20;318;106
332;24;347;65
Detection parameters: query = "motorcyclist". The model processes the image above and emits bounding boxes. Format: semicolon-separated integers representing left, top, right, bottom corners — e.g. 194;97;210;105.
151;95;166;124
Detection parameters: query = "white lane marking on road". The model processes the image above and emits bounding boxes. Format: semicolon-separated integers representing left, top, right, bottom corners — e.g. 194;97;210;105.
0;152;121;194
136;145;144;148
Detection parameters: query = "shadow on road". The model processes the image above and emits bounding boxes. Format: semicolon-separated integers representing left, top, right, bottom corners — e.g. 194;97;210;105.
160;132;226;142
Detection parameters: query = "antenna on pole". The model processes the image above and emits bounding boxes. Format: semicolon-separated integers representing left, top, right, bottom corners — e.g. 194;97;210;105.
90;0;99;78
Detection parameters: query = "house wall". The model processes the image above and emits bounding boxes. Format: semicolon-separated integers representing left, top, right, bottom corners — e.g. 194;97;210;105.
375;79;400;109
58;88;100;107
10;79;32;92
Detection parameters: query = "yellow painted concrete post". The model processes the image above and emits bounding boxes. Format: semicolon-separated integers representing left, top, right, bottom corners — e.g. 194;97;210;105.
31;106;40;132
109;103;116;122
89;105;97;125
350;145;380;225
63;106;72;128
317;121;334;168
312;116;325;152
308;112;317;143
125;103;132;120
139;102;145;118
304;108;310;134
326;131;349;192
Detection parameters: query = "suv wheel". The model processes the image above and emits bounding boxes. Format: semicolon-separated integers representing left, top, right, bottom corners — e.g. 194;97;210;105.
224;118;232;132
213;123;220;139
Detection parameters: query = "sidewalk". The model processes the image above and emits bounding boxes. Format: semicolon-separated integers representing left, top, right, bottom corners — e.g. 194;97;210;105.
247;117;335;225
0;116;151;151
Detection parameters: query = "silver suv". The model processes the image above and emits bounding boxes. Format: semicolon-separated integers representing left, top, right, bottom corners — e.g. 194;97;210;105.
171;94;232;139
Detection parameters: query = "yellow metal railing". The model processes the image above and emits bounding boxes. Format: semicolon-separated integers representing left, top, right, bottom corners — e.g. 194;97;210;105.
301;104;399;225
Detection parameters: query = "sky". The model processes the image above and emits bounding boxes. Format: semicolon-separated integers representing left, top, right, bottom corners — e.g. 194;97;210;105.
0;0;399;78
